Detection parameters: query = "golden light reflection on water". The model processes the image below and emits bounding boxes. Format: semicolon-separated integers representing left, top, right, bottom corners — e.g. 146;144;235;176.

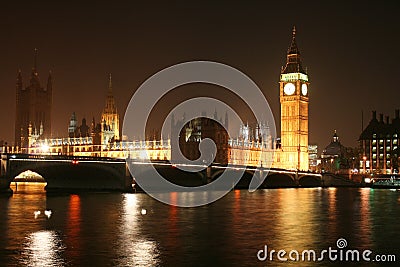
5;183;47;252
357;188;372;248
327;187;337;236
129;239;160;266
123;194;139;232
10;182;46;194
166;192;179;251
2;186;399;266
274;188;319;251
20;230;65;267
65;194;81;261
114;194;160;266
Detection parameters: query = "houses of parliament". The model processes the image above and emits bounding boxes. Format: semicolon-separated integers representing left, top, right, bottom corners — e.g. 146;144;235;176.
13;28;310;171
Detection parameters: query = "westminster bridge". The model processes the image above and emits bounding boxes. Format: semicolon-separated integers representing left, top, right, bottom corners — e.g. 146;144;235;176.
0;153;323;194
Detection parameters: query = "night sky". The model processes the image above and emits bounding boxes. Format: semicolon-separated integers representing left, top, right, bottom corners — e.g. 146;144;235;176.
0;1;399;151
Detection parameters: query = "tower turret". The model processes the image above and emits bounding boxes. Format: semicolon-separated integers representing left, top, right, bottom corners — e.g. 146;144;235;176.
101;73;120;140
30;48;40;87
39;121;43;136
282;26;306;74
68;112;78;137
15;49;52;149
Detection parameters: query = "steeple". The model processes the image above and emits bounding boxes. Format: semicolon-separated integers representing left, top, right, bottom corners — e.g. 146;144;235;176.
33;48;38;73
30;48;40;86
40;121;44;136
91;117;96;129
287;26;300;55
68;112;78;137
108;73;112;93
101;73;120;141
282;26;305;74
16;69;23;91
104;73;117;113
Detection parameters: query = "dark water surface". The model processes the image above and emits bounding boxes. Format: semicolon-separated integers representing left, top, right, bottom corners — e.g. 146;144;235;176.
1;183;399;266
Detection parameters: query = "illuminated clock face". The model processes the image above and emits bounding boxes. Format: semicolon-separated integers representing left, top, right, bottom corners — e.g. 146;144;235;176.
301;83;308;96
284;83;295;95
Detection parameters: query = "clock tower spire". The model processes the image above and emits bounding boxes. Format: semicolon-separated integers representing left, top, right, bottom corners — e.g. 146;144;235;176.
279;27;309;171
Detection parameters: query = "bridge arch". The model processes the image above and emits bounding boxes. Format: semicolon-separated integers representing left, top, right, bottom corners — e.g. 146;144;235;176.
263;173;297;188
132;165;205;190
6;158;132;193
13;170;45;182
298;175;322;187
209;168;259;189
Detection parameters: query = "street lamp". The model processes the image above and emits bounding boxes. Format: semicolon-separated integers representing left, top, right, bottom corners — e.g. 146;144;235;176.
41;143;50;154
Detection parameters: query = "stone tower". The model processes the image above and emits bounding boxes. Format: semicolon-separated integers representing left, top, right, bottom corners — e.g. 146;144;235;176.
14;49;52;150
279;27;309;170
100;73;120;144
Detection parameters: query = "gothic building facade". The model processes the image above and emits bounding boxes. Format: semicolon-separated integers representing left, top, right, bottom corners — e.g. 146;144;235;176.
66;74;120;145
168;27;310;170
22;28;312;171
26;74;120;156
171;114;229;164
14;50;52;150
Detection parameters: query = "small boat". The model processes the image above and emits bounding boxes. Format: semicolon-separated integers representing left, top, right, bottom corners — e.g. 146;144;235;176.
369;176;400;189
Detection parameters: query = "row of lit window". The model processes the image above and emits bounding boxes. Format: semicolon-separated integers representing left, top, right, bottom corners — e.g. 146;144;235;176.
371;153;397;159
372;134;398;138
371;160;392;164
370;146;398;152
372;139;398;145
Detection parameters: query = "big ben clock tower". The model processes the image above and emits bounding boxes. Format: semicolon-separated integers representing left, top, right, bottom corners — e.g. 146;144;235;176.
279;27;309;170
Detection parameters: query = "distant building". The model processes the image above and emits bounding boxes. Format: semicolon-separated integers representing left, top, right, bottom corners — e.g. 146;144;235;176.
172;116;229;164
66;74;119;144
20;28;313;170
68;113;90;138
308;144;318;171
68;113;101;143
359;110;400;174
172;115;275;166
14;49;52;150
319;130;358;174
26;74;121;156
320;131;347;173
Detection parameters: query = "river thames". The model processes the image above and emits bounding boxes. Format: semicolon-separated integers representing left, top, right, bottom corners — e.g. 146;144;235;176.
0;183;399;266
